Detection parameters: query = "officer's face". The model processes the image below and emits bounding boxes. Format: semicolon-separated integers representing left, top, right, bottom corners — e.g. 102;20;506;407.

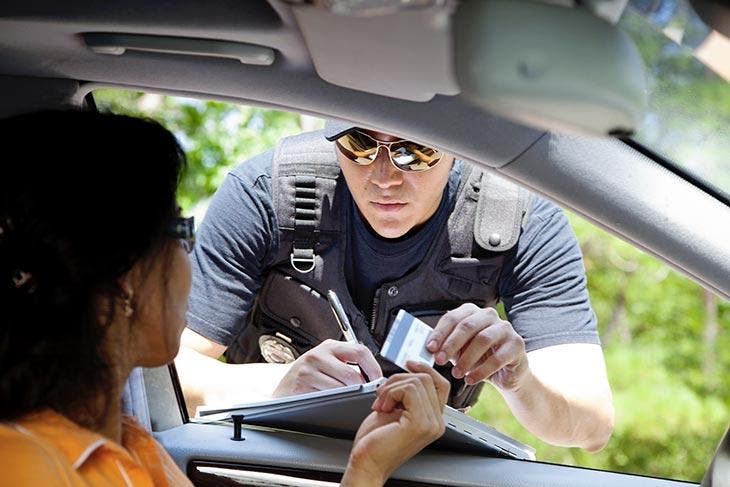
337;130;453;239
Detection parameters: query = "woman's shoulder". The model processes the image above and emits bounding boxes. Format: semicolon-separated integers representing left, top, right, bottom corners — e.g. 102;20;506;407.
121;415;194;486
0;421;74;485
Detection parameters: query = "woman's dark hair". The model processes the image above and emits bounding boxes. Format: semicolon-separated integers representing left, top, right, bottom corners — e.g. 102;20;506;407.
0;110;185;423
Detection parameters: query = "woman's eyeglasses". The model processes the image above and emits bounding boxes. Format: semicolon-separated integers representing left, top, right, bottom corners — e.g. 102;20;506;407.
335;130;444;172
167;216;195;253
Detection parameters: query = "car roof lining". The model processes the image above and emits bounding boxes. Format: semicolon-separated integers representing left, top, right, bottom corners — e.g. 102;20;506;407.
0;75;80;116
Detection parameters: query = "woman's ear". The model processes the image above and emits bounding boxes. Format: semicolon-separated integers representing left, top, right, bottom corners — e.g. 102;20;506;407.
117;273;134;298
117;273;135;318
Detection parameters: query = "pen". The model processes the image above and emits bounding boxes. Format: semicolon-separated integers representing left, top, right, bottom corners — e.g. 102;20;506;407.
327;290;358;344
327;290;370;382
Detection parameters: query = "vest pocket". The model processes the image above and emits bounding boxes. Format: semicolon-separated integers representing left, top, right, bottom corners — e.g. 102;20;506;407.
256;271;343;347
440;256;503;286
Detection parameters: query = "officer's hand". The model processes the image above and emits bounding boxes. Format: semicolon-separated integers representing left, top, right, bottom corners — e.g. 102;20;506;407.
341;361;448;486
426;303;529;391
272;339;383;397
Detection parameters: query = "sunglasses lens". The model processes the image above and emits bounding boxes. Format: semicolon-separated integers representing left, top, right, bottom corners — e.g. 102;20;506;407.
337;130;443;172
337;132;380;165
389;141;442;172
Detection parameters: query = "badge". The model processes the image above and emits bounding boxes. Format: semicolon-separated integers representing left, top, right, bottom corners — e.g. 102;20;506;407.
258;334;299;364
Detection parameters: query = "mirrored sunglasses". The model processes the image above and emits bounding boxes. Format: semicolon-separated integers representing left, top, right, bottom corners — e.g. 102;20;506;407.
335;130;444;172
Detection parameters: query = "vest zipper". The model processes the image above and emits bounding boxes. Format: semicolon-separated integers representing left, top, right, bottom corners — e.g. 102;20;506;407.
369;288;381;332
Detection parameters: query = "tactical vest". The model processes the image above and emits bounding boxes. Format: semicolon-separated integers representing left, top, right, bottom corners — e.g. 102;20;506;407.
226;130;532;409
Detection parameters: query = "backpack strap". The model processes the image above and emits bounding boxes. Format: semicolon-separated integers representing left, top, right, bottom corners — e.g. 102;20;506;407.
444;162;480;258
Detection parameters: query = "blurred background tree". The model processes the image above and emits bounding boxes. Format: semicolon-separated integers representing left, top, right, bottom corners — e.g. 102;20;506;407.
472;215;729;481
95;87;728;482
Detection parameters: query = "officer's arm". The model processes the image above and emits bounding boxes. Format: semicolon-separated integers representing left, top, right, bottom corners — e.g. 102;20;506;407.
498;343;614;452
495;199;613;450
175;328;292;416
428;304;614;451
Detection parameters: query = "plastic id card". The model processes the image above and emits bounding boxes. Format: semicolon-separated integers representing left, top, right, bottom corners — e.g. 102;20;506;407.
380;309;435;369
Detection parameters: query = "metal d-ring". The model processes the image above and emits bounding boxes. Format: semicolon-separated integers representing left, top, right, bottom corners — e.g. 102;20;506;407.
290;252;316;273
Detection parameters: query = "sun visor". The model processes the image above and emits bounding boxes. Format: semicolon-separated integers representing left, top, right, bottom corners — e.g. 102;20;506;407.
453;0;648;136
291;4;459;102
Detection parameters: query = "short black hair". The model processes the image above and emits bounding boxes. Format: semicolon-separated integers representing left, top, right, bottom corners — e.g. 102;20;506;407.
0;110;185;423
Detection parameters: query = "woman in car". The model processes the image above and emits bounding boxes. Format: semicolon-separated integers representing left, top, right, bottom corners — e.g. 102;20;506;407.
0;110;448;486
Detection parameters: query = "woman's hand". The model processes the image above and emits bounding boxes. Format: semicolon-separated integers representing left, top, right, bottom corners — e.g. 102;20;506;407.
341;361;450;486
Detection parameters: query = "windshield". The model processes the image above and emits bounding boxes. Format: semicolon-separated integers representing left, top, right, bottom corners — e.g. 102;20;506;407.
619;0;730;200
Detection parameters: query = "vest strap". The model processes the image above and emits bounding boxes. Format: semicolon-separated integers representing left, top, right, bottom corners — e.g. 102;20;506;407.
291;175;318;273
273;130;341;273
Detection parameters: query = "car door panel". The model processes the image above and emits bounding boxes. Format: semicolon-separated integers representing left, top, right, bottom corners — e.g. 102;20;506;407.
156;422;697;487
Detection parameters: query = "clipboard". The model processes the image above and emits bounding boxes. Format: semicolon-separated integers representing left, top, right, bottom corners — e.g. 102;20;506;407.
196;379;535;460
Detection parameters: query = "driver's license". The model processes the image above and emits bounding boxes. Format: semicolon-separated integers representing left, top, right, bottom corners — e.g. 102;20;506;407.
380;309;435;369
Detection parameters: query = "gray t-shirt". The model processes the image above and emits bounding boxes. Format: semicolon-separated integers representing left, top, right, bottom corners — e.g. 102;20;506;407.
187;150;599;354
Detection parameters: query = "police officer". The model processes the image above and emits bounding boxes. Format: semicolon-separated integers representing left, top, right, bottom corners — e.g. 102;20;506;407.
176;122;614;451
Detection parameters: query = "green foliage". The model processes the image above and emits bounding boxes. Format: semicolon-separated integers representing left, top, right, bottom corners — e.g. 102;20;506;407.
95;89;729;482
470;215;730;482
471;344;727;481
